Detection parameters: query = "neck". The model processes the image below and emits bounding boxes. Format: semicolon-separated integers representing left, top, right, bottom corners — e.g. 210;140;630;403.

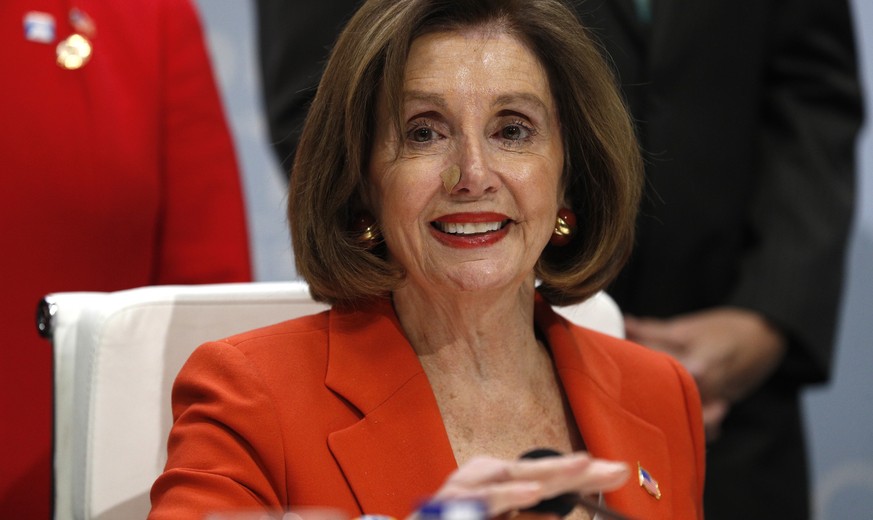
392;279;543;381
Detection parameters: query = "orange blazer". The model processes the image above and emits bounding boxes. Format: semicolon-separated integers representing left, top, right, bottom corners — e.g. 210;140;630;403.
149;294;705;520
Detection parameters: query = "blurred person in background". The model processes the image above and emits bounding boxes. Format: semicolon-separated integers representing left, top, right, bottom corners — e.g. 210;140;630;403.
575;1;863;519
0;0;252;516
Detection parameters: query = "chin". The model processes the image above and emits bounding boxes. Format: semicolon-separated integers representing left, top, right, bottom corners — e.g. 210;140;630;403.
441;265;527;294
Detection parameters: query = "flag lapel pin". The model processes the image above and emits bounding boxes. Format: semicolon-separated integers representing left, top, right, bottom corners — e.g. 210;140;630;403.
637;462;661;499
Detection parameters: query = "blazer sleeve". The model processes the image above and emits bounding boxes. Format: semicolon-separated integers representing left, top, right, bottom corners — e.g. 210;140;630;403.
728;0;863;384
149;341;287;519
154;0;252;284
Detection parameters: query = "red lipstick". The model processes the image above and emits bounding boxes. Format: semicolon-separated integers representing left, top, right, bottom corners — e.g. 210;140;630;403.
431;212;511;248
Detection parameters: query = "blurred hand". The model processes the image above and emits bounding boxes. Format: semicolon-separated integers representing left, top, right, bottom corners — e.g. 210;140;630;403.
421;453;629;518
624;307;787;440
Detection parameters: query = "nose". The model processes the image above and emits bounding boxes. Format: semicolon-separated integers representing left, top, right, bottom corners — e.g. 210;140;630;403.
450;135;501;196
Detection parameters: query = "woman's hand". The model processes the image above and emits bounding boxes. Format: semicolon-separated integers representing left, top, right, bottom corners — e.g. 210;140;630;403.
422;453;629;518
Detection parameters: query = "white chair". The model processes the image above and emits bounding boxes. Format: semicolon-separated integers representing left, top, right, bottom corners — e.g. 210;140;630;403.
37;282;623;520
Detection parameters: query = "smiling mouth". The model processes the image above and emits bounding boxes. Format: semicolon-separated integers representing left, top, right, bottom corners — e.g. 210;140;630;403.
432;220;510;235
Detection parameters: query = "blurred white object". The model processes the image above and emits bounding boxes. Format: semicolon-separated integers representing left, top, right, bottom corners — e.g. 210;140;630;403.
553;290;625;338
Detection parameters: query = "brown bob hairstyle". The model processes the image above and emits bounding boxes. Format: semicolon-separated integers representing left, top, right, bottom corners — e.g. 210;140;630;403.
289;0;642;307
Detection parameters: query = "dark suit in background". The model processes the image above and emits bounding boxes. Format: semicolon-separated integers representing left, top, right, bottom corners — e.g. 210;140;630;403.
575;1;862;518
256;0;863;518
256;0;359;173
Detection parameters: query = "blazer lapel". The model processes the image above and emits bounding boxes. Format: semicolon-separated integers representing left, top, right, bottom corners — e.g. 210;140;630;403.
602;0;683;67
536;298;674;519
324;300;457;516
611;0;645;30
601;0;651;51
649;0;683;68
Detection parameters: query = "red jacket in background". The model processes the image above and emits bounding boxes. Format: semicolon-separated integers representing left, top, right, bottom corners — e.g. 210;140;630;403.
0;0;252;516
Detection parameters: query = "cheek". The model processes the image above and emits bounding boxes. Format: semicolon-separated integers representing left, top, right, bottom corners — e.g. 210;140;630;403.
371;169;431;237
367;155;408;214
513;161;563;207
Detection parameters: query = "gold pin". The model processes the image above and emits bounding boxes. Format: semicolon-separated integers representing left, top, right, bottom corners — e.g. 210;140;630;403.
56;33;92;70
638;462;661;499
440;165;461;193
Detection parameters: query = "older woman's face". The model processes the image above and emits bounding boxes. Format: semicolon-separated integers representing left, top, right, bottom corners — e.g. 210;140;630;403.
368;29;564;294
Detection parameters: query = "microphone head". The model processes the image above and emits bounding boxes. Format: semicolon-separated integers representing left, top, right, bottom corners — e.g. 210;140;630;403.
519;448;578;517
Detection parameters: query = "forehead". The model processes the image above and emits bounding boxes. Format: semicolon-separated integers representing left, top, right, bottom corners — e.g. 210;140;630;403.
402;28;553;102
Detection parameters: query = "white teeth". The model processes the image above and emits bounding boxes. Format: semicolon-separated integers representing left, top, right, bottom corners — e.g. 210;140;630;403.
438;221;503;234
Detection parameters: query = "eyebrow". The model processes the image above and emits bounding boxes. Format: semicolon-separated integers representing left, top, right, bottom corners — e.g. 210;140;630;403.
492;92;550;113
401;90;550;114
402;90;449;110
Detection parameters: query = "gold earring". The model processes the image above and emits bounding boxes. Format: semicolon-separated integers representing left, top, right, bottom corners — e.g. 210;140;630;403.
549;208;576;246
351;212;380;247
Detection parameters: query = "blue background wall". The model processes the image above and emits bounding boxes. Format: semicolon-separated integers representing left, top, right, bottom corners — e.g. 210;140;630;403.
194;1;873;518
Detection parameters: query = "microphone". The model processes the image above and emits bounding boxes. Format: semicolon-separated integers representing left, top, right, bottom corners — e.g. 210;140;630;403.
519;449;578;517
518;448;635;520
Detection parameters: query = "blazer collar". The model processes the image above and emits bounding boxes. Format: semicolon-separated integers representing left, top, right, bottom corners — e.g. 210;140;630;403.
325;296;672;518
535;297;674;519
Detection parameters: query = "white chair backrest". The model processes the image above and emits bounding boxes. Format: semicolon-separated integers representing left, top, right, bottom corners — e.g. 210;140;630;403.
42;282;328;520
40;282;622;520
552;290;625;338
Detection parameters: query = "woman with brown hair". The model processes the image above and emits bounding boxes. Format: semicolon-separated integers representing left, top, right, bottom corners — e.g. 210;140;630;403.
149;1;704;519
